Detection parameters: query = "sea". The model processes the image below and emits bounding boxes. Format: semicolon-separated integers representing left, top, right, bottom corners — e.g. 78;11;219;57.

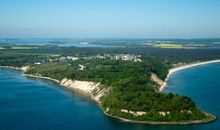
1;62;220;130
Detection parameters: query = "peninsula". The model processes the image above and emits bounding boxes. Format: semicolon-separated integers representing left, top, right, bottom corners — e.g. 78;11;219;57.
0;44;218;124
6;59;216;124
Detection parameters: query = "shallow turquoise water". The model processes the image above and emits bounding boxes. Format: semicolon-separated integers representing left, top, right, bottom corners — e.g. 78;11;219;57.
0;64;220;130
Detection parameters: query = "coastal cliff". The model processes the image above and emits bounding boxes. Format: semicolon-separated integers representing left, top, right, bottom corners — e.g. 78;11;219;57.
60;78;109;103
23;74;110;103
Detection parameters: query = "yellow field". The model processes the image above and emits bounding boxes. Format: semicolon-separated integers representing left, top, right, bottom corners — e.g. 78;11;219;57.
0;47;4;50
11;46;39;50
154;43;183;48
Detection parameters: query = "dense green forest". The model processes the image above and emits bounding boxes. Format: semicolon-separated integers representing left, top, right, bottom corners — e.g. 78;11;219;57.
2;45;220;64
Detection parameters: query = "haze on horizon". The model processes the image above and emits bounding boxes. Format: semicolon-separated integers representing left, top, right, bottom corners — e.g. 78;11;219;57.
0;0;220;39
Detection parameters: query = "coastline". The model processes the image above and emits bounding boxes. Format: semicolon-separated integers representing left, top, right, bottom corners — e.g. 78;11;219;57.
22;72;216;125
0;65;100;101
160;59;220;92
22;74;60;83
0;64;217;125
0;65;30;72
104;111;216;125
0;66;101;103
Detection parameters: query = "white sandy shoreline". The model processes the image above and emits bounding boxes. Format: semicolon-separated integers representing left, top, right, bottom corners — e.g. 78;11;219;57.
160;59;220;92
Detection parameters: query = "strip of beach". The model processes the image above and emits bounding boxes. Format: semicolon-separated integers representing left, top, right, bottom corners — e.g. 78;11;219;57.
160;59;220;92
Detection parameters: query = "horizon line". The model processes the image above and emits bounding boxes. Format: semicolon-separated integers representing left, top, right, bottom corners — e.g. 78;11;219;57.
1;37;220;40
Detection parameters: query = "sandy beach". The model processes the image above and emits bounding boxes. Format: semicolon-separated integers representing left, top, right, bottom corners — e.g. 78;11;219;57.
160;59;220;92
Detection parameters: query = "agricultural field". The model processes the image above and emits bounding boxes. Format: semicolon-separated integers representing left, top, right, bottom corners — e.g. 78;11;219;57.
154;43;183;48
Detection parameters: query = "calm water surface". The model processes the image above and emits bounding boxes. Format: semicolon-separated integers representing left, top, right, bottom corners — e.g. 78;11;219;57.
0;63;220;130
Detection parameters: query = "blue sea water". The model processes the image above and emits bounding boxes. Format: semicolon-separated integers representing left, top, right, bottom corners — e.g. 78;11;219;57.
0;62;220;130
163;62;220;129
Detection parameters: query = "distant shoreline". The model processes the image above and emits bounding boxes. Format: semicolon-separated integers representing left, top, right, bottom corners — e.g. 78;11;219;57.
160;59;220;92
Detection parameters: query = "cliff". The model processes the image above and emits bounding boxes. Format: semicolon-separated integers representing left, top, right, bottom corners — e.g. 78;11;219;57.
60;78;109;103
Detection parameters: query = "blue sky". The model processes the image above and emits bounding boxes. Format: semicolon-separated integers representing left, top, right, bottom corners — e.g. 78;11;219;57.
0;0;220;38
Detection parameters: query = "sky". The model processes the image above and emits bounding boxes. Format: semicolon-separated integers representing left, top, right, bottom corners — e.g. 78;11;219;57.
0;0;220;38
